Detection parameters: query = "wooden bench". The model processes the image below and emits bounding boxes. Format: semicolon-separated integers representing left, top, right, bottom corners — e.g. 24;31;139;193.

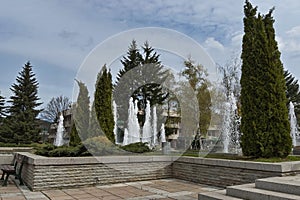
0;155;25;186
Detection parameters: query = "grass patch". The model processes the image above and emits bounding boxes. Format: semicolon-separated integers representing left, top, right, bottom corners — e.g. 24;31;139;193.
205;153;300;162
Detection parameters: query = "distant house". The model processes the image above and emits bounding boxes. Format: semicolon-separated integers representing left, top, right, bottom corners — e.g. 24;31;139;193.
163;99;181;148
37;119;51;143
48;109;73;144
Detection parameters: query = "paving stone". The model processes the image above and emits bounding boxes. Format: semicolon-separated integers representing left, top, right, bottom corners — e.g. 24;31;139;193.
0;174;222;200
47;196;74;200
42;190;68;197
101;195;123;200
70;193;96;199
1;197;26;200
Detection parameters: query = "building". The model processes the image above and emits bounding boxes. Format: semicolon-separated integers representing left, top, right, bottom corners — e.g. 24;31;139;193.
48;109;72;144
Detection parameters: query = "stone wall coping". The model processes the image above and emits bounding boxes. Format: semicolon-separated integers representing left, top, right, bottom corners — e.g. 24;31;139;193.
16;152;178;166
15;152;300;173
0;147;32;153
176;156;300;173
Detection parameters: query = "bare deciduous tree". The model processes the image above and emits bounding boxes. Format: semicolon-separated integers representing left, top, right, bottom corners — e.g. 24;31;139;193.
40;95;71;122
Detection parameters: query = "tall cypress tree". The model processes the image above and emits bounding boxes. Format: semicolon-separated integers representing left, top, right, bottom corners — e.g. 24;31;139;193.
88;101;102;138
95;65;114;143
73;80;90;141
69;123;81;147
4;62;42;144
240;1;291;158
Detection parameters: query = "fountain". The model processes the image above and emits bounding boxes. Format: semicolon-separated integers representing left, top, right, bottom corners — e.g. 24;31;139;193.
127;97;140;144
142;100;152;144
54;113;65;146
289;101;298;147
123;128;129;146
160;123;166;143
122;97;167;148
222;92;240;153
152;106;158;146
113;101;118;144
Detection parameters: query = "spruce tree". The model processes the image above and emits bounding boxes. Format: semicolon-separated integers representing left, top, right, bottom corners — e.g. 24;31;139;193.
116;40;143;82
0;93;8;143
0;93;6;123
240;1;291;158
114;40;168;126
138;42;169;107
5;62;42;144
285;70;300;123
114;40;142;123
73;80;90;141
285;70;300;130
95;65;115;143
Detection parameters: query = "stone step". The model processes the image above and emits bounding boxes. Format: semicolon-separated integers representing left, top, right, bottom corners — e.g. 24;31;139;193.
227;183;300;200
255;175;300;196
198;189;243;200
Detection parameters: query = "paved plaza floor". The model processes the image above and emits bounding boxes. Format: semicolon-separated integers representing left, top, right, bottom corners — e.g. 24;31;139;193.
0;175;221;200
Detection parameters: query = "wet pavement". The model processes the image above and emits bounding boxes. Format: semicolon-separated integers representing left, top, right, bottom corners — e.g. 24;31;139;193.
0;174;221;200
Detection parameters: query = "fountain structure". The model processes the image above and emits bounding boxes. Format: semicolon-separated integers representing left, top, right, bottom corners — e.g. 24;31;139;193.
222;92;240;153
113;101;119;144
152;106;157;146
54;113;65;147
125;97;140;145
121;98;162;147
160;123;166;143
289;101;298;147
142;100;152;143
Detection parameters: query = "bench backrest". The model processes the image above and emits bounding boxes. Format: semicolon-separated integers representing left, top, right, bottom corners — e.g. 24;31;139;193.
14;155;25;177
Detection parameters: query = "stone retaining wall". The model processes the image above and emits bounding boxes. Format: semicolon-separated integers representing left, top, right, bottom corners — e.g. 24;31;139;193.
18;152;175;191
172;157;300;188
15;153;300;191
0;147;32;165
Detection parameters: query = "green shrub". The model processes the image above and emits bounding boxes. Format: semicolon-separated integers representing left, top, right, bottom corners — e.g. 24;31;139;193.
34;143;90;157
83;136;119;156
121;142;151;153
33;143;56;156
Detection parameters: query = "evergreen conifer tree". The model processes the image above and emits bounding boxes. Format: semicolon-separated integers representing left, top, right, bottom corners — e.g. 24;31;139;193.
0;93;6;123
240;1;291;158
94;65;115;143
69;123;81;146
285;70;300;117
285;70;300;128
0;93;8;143
4;62;42;144
73;80;90;141
88;101;103;138
114;40;168;126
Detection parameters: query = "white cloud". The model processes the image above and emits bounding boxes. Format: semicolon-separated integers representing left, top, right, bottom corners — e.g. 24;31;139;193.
275;36;284;51
231;33;243;48
204;37;225;52
286;26;300;38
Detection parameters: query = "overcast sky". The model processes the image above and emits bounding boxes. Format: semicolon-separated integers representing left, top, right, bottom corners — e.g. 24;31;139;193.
0;0;300;107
